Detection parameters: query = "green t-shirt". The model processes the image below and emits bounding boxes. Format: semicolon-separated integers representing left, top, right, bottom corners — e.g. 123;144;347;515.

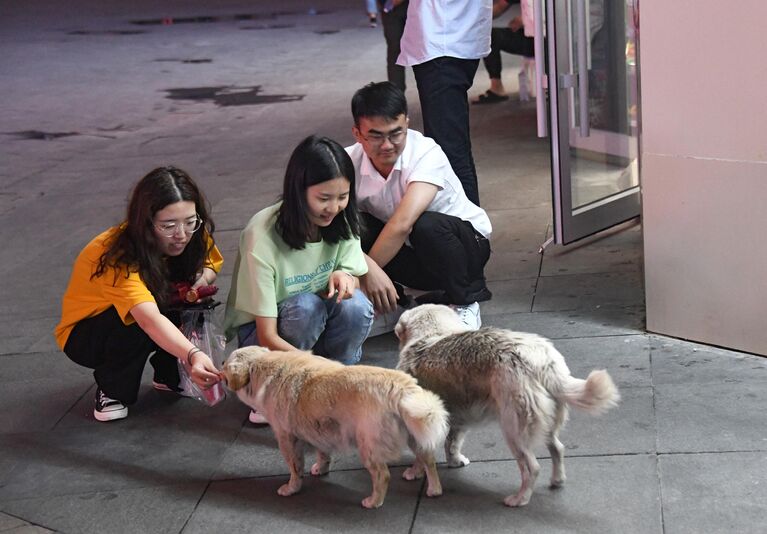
224;202;368;337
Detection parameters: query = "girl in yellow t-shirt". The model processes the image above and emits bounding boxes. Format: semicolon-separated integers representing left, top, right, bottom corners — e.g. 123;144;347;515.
55;167;223;422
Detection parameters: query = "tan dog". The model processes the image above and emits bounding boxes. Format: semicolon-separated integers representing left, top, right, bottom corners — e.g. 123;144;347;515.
222;346;449;508
395;304;620;507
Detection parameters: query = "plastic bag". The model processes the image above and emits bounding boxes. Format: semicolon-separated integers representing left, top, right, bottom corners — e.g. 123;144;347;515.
177;301;226;406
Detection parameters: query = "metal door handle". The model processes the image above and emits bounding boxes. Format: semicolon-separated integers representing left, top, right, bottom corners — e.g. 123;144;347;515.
575;0;590;137
534;0;547;138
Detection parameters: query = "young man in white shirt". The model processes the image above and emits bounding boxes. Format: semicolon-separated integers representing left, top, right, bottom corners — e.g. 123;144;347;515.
346;82;492;329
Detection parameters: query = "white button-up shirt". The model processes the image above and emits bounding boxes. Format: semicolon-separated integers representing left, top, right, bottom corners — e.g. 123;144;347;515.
346;129;492;238
397;0;493;67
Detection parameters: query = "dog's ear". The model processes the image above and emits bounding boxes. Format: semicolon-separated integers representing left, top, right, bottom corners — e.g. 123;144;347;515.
394;321;403;340
394;308;409;342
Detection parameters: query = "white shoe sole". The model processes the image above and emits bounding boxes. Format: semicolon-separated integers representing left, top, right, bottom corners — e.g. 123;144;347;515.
93;406;128;422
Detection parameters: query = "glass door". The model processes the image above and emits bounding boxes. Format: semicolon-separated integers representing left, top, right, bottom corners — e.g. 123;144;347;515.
536;0;641;245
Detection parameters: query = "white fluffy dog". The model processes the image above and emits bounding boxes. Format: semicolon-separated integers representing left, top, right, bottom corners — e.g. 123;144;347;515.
222;346;449;508
395;304;620;507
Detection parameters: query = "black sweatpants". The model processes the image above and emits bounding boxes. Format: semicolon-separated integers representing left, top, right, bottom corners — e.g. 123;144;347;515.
483;27;535;79
361;211;492;306
63;307;180;404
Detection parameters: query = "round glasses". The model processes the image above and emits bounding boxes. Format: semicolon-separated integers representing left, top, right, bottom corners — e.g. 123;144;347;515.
362;129;406;147
154;215;203;237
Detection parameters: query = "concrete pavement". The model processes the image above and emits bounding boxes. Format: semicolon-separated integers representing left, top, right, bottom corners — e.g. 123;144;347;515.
1;1;765;532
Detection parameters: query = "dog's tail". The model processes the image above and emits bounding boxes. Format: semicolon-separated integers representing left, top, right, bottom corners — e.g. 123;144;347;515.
556;370;620;414
399;388;449;452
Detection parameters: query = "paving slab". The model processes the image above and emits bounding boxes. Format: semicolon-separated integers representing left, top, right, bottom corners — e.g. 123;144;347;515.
650;334;767;385
412;455;661;534
541;220;643;276
0;426;233;503
0;512;28;531
448;385;655;464
186;468;421;534
485;208;549;281
0;376;92;435
482;278;537;315
655;380;767;454
534;271;645;312
482;307;646;339
0;483;205;534
659;452;767;534
552;334;652;388
0;318;60;356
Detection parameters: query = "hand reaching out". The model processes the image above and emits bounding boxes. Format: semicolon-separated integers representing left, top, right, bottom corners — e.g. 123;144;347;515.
359;263;399;314
327;270;357;303
188;351;222;388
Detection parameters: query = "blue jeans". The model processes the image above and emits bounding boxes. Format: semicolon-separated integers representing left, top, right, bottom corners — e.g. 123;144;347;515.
237;290;374;365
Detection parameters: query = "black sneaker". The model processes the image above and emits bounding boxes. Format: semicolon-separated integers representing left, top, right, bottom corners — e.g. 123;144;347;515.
94;388;128;422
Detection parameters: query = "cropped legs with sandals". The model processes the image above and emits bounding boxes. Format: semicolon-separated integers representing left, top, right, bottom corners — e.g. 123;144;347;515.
361;211;491;306
236;290;374;365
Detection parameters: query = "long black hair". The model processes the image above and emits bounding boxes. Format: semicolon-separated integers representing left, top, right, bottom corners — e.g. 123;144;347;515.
93;166;215;305
276;135;361;250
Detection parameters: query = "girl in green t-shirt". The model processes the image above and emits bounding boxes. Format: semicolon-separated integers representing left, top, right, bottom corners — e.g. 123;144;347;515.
225;135;374;424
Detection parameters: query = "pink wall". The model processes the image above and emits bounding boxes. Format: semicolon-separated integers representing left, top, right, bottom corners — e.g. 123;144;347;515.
640;0;767;355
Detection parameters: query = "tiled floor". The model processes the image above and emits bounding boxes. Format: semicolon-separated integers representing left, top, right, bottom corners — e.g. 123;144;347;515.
0;1;764;533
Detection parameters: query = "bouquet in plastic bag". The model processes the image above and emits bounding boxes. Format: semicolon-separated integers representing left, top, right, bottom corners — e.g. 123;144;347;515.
177;301;226;406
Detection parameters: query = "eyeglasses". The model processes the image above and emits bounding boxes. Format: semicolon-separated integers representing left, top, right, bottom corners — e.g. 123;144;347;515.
154;215;203;237
361;128;406;146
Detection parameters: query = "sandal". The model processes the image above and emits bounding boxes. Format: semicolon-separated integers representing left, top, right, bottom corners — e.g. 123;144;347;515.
472;90;509;105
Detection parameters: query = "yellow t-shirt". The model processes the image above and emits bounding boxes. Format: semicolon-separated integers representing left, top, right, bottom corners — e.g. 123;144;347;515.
54;227;223;349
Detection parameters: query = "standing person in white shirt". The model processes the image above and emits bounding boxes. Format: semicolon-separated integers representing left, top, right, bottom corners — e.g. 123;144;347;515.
396;0;493;206
346;82;492;330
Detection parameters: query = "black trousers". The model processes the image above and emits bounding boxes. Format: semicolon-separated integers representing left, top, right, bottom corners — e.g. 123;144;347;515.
378;0;408;91
483;27;535;79
63;307;179;404
413;56;481;206
361;211;491;305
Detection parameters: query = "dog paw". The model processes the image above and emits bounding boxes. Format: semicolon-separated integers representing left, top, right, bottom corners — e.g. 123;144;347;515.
402;466;424;481
361;495;384;509
447;455;470;468
503;492;531;507
426;484;443;497
550;476;566;488
277;482;300;497
310;462;330;476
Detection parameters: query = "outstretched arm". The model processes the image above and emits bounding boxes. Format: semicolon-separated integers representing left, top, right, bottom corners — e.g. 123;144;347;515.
361;181;438;313
366;181;438;269
131;301;222;386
